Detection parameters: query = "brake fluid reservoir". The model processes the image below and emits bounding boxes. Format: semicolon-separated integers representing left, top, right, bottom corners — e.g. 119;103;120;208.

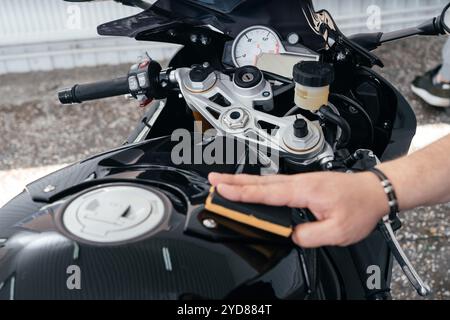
293;61;335;111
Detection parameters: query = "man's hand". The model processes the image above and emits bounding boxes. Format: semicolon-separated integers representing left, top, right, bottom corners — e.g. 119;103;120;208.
209;135;450;247
208;172;389;248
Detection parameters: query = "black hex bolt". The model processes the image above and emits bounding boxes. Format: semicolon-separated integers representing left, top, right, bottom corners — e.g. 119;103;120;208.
293;119;309;138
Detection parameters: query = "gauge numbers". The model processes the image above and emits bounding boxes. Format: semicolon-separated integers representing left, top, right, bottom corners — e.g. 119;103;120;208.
232;26;283;67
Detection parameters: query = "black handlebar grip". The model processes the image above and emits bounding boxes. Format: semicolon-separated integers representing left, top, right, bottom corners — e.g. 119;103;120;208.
58;76;130;104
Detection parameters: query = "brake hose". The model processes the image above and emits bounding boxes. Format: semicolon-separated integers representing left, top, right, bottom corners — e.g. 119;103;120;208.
330;93;375;145
319;105;352;148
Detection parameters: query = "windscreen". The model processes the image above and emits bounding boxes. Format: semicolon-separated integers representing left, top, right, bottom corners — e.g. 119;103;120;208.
187;0;244;13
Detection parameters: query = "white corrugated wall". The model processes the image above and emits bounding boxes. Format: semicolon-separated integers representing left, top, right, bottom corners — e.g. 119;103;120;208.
0;0;180;74
0;0;448;74
315;0;448;34
0;0;139;45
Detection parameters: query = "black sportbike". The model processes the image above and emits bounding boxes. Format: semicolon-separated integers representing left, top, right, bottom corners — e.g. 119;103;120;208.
1;0;449;300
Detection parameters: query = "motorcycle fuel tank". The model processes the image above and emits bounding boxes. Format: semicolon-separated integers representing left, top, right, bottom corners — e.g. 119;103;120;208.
0;136;309;300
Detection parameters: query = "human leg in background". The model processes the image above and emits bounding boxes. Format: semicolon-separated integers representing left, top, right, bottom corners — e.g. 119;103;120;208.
436;38;450;83
411;37;450;107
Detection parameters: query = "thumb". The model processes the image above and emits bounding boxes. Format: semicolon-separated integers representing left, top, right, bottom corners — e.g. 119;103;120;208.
292;220;337;248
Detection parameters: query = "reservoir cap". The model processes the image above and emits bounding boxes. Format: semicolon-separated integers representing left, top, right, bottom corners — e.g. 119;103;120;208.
293;61;335;87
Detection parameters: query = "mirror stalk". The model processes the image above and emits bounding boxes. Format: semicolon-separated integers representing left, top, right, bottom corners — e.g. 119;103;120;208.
350;2;450;52
380;18;440;43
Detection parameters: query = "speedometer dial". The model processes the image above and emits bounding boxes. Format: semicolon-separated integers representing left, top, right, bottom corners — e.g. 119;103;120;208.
232;26;283;67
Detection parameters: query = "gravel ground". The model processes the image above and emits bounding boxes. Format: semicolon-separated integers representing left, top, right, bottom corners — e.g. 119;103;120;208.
0;37;449;300
0;65;144;170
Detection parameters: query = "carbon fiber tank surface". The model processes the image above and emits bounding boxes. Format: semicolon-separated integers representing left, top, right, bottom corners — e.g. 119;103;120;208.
0;136;307;300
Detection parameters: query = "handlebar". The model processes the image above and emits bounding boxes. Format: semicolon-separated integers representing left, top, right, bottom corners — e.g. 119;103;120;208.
58;76;130;104
58;59;165;105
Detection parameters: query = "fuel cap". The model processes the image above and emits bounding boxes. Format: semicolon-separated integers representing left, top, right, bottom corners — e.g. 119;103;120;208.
58;184;171;245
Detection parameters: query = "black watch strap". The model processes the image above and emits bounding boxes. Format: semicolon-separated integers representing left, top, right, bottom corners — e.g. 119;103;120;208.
369;167;399;220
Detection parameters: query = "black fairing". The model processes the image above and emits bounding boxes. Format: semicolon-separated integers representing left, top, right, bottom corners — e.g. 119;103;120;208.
97;0;327;51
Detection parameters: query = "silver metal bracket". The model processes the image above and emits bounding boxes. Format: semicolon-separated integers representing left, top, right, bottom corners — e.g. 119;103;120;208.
173;68;332;161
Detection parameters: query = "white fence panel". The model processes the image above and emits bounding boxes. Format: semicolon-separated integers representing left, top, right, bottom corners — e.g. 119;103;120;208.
315;0;448;34
0;0;448;74
0;0;140;46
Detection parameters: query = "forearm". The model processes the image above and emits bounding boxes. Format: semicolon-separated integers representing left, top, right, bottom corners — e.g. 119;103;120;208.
378;134;450;211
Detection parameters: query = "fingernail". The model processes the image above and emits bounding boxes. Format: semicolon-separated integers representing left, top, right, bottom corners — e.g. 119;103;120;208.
217;184;231;196
292;228;307;246
208;172;218;182
291;232;300;245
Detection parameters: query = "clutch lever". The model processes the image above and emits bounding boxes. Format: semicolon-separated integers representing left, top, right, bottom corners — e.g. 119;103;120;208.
378;215;431;297
326;150;431;297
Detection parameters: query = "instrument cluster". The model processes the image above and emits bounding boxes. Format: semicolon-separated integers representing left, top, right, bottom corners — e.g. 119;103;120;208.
228;25;320;77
